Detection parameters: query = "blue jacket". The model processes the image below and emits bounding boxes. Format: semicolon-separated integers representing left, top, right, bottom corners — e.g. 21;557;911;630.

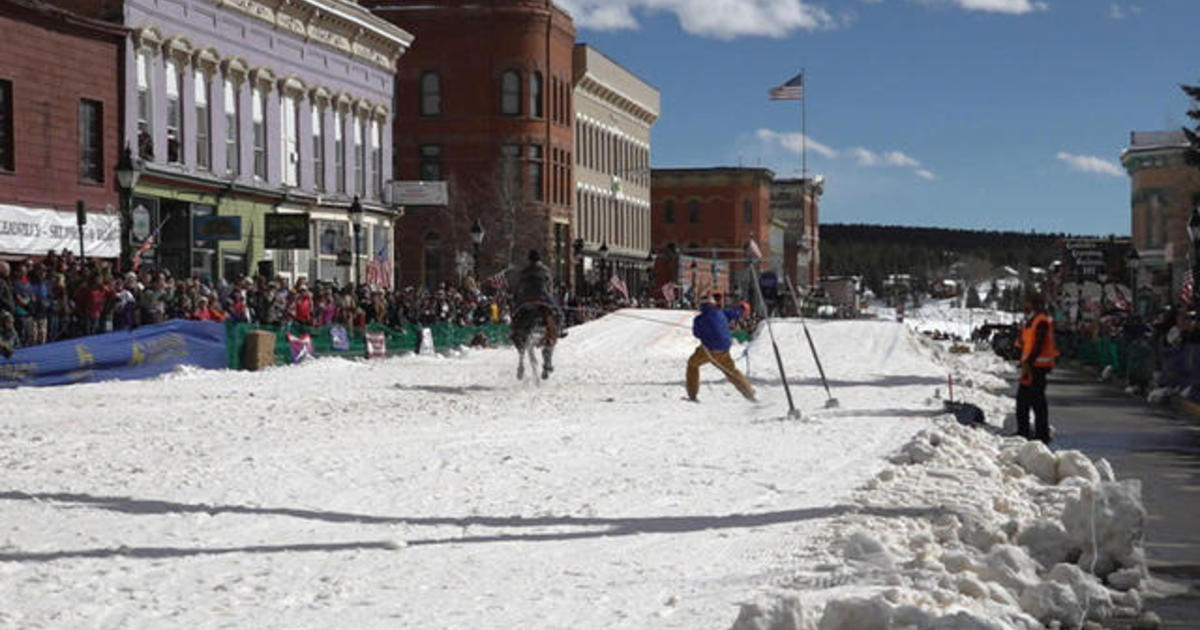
693;302;746;352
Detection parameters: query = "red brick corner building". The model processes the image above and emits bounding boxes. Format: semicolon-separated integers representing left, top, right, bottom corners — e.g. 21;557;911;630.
366;0;576;289
0;0;126;261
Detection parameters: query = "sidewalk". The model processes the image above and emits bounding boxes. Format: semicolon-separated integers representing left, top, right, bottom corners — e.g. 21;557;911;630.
1047;368;1200;628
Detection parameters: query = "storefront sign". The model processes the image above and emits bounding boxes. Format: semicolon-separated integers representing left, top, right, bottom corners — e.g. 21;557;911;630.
193;215;242;241
391;181;448;206
0;204;120;257
132;204;152;241
265;213;311;249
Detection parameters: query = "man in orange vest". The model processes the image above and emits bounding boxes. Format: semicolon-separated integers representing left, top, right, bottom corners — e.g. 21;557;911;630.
1016;291;1059;443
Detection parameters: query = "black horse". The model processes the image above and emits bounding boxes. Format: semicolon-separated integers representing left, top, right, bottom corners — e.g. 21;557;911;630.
510;302;558;380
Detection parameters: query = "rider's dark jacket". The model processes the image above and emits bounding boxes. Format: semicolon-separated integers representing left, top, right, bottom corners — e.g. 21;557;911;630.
517;261;555;306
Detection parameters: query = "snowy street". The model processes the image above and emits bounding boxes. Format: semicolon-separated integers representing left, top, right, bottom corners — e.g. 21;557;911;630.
0;309;1152;629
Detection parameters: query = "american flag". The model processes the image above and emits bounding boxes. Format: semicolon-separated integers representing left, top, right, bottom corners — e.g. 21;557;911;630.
609;275;629;301
745;238;763;262
1112;286;1131;311
1182;275;1194;306
768;72;804;101
131;218;168;272
661;281;677;303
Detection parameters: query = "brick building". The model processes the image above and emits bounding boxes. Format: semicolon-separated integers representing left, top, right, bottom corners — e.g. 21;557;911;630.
367;0;576;289
0;0;126;260
650;167;773;299
43;0;411;283
1120;130;1200;307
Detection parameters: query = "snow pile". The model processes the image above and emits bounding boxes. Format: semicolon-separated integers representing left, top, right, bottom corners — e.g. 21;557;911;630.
729;416;1151;630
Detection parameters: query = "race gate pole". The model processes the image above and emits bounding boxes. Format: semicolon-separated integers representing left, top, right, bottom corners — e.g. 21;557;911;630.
750;265;800;418
784;274;838;407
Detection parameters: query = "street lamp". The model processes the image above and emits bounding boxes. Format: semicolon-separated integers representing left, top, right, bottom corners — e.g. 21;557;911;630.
115;144;141;270
1126;248;1140;314
690;259;698;302
1097;271;1108;312
645;249;657;298
599;241;609;284
349;196;364;289
1189;206;1200;309
470;218;485;280
572;237;584;296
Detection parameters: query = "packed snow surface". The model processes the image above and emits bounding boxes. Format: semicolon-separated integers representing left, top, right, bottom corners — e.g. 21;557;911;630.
0;308;1147;629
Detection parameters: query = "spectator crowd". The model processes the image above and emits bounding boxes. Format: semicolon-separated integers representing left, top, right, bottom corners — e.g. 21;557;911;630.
0;250;766;357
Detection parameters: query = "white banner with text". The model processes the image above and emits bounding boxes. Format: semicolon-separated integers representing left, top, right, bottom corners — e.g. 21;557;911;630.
0;204;121;257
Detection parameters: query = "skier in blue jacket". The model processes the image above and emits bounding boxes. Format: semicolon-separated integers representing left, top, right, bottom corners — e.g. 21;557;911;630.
686;293;756;401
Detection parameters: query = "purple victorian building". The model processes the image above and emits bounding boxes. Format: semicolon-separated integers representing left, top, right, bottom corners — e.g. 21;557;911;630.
51;0;412;285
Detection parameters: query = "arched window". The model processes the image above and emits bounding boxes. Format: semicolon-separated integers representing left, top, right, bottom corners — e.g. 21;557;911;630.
743;198;753;224
501;70;521;116
664;199;676;224
420;72;441;116
530;72;543;118
688;200;700;224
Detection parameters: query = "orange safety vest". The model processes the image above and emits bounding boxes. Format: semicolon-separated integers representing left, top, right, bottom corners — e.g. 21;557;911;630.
1021;312;1059;368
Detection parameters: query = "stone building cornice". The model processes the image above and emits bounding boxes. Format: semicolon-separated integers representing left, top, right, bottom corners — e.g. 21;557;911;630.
214;0;413;71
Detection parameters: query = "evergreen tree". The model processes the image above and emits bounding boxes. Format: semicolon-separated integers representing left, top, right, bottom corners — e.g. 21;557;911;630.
1182;83;1200;168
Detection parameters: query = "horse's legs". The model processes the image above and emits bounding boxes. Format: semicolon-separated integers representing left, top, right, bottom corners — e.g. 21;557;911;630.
541;345;554;380
517;343;526;380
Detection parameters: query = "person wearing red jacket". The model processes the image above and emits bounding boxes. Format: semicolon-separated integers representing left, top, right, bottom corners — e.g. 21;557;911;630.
291;285;314;326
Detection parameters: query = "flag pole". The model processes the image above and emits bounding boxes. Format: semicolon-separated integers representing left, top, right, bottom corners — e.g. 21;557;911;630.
801;67;807;184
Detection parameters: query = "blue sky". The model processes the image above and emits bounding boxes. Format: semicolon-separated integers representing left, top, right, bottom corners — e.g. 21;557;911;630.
559;0;1200;235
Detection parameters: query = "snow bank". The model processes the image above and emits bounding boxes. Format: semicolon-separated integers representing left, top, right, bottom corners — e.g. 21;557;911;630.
729;414;1150;629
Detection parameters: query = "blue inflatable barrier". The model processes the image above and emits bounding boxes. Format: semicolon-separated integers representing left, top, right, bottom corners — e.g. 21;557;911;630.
0;320;228;388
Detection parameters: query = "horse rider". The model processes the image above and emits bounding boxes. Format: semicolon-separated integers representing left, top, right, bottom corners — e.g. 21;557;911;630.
515;249;566;337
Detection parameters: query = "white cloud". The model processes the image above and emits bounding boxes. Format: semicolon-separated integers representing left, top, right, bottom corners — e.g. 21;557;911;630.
1055;152;1125;177
1108;3;1141;19
557;0;838;39
756;129;934;180
912;0;1048;14
755;129;839;158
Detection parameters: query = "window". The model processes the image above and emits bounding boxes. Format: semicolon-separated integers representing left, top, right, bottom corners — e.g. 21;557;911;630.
335;110;346;193
528;144;543;202
223;77;239;175
688;200;700;224
195;69;210;171
78;99;102;183
355;115;365;195
372;119;383;199
664;199;675;224
136;51;154;160
280;93;298;186
0;79;12;171
743;198;753;224
420;72;441;116
419;144;442;181
530;72;543;118
500;70;520;116
165;60;182;163
312;104;325;191
252;85;266;179
500;143;519;193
